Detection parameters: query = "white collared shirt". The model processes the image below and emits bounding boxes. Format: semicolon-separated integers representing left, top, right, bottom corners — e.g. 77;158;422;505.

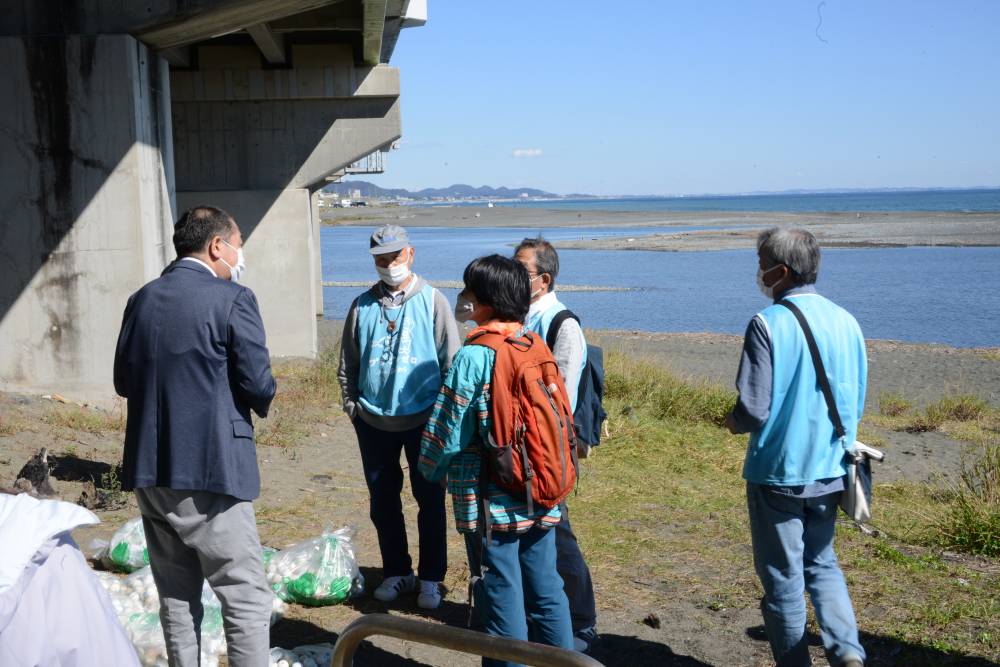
180;256;218;278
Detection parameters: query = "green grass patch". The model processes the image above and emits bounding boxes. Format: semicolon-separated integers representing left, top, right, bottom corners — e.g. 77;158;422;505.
258;346;343;449
604;351;736;426
570;352;1000;661
867;393;997;438
927;395;990;424
941;444;1000;557
879;392;913;417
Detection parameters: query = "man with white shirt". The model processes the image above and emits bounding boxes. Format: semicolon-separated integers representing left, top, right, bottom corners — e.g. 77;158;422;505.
514;237;597;653
114;206;277;667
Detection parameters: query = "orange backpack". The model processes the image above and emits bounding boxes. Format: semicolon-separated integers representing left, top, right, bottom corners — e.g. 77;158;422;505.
469;329;577;516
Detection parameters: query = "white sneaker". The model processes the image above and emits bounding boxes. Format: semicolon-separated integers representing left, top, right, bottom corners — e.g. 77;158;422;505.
373;574;418;602
417;580;442;609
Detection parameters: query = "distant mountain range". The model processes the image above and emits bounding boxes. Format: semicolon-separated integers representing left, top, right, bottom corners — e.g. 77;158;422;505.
323;180;559;200
324;181;1000;201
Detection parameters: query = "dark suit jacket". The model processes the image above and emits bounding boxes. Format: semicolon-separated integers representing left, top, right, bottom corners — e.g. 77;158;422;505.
114;260;277;501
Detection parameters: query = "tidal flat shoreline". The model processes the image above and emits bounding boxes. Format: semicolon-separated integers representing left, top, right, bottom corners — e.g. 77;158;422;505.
324;206;1000;251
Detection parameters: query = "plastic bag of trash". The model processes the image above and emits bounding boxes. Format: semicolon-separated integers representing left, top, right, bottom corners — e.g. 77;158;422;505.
268;644;334;667
120;600;225;666
265;527;363;606
101;517;149;572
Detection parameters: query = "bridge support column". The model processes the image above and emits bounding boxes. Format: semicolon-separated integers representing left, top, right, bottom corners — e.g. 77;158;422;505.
0;34;175;399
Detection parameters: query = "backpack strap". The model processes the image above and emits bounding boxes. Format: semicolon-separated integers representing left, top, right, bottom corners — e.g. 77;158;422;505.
546;309;580;351
776;299;847;441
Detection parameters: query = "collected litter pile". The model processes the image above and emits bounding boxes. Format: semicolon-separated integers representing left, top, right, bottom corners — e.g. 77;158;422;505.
268;644;335;667
96;565;288;667
266;527;364;606
90;519;362;665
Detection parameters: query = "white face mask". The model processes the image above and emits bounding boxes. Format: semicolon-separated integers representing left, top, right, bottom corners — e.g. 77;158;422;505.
376;262;410;287
454;295;476;322
376;249;412;287
221;240;246;282
529;274;546;300
756;264;783;300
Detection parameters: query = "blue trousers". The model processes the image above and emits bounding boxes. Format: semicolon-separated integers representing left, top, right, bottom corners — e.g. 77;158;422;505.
354;418;447;582
747;483;865;667
466;527;574;667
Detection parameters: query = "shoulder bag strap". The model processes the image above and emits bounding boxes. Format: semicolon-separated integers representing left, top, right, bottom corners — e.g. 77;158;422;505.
546;309;579;350
776;299;847;440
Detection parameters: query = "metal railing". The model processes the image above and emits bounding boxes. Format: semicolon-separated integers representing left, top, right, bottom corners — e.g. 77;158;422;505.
344;150;386;174
330;614;604;667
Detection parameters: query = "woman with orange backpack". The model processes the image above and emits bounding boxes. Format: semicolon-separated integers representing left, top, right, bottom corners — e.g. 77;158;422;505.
418;254;575;666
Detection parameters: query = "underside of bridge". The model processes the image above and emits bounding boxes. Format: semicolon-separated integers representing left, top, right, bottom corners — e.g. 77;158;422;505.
0;0;425;400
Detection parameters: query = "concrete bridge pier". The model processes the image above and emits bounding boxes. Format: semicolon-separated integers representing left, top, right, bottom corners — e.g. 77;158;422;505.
0;34;175;397
171;44;404;358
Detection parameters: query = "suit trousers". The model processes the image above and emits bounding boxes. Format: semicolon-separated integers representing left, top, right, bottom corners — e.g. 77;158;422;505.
136;487;272;667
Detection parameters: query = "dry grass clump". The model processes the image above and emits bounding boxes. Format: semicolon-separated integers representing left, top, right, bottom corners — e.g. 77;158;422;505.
42;404;125;435
258;347;342;449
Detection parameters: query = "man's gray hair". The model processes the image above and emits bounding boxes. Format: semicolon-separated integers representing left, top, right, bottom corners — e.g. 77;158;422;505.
756;227;821;285
514;237;560;290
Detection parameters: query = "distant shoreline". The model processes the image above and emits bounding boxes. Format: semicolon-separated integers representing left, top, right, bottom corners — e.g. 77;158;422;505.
321;207;1000;251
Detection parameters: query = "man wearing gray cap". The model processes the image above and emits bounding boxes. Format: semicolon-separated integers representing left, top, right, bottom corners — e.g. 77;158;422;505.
337;224;460;609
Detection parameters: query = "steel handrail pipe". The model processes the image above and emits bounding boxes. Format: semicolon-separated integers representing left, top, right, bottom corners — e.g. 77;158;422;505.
330;613;604;667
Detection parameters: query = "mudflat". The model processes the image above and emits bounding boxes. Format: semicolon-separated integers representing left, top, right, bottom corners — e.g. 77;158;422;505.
324;206;1000;250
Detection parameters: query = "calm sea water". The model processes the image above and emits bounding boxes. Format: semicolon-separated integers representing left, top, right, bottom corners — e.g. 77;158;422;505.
321;226;1000;348
425;188;1000;213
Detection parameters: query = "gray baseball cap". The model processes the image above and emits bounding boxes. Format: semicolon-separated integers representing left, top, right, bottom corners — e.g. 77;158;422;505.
369;224;410;255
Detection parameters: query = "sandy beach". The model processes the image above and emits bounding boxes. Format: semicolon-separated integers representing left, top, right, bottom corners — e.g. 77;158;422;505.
324;206;1000;250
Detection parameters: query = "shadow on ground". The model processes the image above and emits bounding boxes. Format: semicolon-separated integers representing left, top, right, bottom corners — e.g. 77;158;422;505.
589;634;712;666
271;618;427;666
344;566;472;626
746;625;1000;667
49;454;113;482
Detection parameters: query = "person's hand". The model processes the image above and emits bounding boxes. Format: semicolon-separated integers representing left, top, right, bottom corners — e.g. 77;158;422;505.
724;411;740;435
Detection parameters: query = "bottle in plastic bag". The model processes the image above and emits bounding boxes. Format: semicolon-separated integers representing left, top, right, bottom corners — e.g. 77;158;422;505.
101;517;150;572
266;527;363;606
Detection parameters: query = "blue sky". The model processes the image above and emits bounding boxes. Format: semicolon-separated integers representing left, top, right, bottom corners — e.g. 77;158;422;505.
374;1;1000;196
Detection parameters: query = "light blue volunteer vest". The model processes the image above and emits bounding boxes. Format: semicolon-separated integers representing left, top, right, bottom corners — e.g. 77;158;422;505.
525;297;587;412
743;293;868;486
356;283;441;417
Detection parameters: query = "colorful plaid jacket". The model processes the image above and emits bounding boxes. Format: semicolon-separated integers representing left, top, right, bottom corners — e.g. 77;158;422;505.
419;321;562;533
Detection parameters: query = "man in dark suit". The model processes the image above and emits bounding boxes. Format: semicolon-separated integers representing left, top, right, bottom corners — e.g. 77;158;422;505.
114;206;277;667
